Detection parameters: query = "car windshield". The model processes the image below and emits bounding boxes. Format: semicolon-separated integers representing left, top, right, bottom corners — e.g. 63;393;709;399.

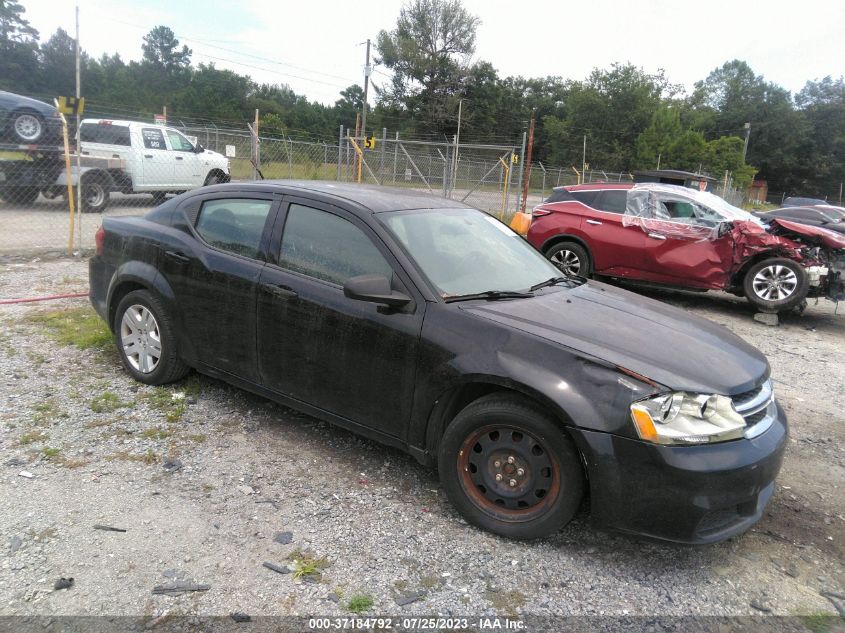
380;208;563;298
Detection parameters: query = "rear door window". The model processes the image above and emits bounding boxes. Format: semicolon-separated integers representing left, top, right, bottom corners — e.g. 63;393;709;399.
79;123;131;146
195;198;273;259
593;190;628;214
569;191;601;207
278;203;393;285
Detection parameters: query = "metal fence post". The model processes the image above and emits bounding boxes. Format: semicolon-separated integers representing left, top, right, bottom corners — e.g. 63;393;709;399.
392;131;399;184
513;132;526;213
337;125;343;181
380;127;387;183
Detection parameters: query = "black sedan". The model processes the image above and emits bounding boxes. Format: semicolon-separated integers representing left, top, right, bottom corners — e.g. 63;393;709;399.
89;182;787;543
0;90;63;144
755;205;845;235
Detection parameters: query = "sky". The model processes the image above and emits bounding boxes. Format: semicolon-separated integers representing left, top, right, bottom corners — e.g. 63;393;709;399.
18;0;845;107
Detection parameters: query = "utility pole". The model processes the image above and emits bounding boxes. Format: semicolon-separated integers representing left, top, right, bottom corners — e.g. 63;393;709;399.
521;110;536;212
742;122;751;163
361;39;371;142
581;135;587;178
451;99;463;194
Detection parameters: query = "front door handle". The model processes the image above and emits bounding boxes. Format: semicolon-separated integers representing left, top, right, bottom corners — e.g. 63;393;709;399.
144;154;153;159
586;219;602;225
164;250;190;263
261;283;298;299
647;233;667;241
175;156;184;160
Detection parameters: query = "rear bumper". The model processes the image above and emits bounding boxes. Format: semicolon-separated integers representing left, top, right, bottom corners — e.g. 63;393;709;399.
572;402;788;544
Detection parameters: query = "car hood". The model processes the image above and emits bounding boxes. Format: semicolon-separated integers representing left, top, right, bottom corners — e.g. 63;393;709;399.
461;281;768;395
770;218;845;249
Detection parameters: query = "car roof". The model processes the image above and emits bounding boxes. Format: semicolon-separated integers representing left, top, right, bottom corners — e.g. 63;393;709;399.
563;183;632;191
199;181;473;213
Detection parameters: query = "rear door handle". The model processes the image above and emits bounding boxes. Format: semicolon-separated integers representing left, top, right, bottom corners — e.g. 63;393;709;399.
164;250;190;263
261;283;298;299
586;219;602;225
144;154;153;159
175;156;184;160
647;233;667;240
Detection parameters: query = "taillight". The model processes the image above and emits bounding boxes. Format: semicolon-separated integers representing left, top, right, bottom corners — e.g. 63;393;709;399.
95;225;105;255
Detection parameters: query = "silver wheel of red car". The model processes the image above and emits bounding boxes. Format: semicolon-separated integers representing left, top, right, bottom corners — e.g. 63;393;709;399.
439;394;584;539
743;258;809;312
546;242;590;277
13;112;43;143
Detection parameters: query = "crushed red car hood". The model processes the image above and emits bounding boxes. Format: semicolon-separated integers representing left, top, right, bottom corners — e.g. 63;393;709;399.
769;219;845;250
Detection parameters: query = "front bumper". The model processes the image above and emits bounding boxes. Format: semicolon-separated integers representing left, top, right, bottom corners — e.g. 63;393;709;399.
572;401;788;544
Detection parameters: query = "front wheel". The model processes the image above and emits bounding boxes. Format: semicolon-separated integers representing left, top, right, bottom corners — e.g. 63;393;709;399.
438;394;584;540
151;192;168;206
743;258;809;312
114;290;189;385
545;241;591;277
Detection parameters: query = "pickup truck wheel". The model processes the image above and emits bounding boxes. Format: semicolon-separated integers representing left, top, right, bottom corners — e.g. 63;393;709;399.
743;258;809;312
151;192;167;206
438;394;584;540
12;111;43;143
81;178;109;213
545;241;590;277
204;171;222;186
114;290;189;385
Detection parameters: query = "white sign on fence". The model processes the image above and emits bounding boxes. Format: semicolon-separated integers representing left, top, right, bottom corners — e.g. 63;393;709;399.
404;168;412;182
225;145;236;158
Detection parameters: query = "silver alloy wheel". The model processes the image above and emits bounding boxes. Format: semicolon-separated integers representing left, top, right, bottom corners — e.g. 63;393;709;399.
120;304;162;373
550;249;581;276
85;182;105;208
14;114;42;141
751;264;798;302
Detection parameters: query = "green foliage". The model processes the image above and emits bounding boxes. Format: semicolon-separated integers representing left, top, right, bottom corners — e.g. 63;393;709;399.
346;593;374;613
90;392;133;413
26;307;112;351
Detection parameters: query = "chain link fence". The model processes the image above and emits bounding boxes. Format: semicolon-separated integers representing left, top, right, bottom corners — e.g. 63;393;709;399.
0;102;799;257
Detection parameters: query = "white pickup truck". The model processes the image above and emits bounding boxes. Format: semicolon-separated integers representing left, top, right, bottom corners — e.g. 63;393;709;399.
76;119;231;210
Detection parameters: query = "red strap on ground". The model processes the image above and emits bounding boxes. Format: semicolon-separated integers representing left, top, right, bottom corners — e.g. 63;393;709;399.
0;292;89;305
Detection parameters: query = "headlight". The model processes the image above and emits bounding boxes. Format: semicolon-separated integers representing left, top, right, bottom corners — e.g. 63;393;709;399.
630;392;746;445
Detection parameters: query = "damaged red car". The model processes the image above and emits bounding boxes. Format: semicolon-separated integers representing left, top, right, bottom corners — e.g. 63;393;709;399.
528;183;845;312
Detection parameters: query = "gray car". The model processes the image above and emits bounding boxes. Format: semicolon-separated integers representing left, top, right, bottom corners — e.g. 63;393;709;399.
0;90;63;144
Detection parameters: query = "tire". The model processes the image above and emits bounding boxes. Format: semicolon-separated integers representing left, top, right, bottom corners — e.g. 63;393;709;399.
113;290;189;385
204;171;222;186
11;111;44;143
5;187;39;206
438;394;584;540
151;192;168;206
80;177;110;213
545;241;591;277
743;258;809;312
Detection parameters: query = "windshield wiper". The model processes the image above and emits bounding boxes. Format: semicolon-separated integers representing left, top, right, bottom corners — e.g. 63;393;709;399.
444;290;535;303
529;276;577;291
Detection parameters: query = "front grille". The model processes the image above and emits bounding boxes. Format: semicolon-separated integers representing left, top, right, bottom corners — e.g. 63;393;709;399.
732;385;763;410
697;508;740;535
744;409;768;426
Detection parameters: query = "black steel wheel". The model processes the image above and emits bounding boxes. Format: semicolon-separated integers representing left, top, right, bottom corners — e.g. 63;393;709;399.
114;290;189;385
81;177;110;213
438;394;584;539
545;241;590;277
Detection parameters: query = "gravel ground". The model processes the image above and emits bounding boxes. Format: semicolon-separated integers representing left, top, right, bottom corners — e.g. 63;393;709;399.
0;257;843;626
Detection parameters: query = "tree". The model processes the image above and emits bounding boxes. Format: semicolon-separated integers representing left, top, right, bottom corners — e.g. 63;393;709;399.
0;0;39;91
141;26;191;73
40;28;78;96
375;0;480;133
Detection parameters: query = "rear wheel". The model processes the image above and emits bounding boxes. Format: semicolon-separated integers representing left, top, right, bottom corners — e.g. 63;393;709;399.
12;111;44;143
545;241;590;277
4;187;39;205
438;394;584;539
743;258;809;312
204;171;222;186
151;192;168;206
81;177;109;213
114;290;189;385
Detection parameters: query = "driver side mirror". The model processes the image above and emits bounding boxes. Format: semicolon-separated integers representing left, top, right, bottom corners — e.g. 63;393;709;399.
343;274;411;308
194;143;204;153
718;221;733;237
